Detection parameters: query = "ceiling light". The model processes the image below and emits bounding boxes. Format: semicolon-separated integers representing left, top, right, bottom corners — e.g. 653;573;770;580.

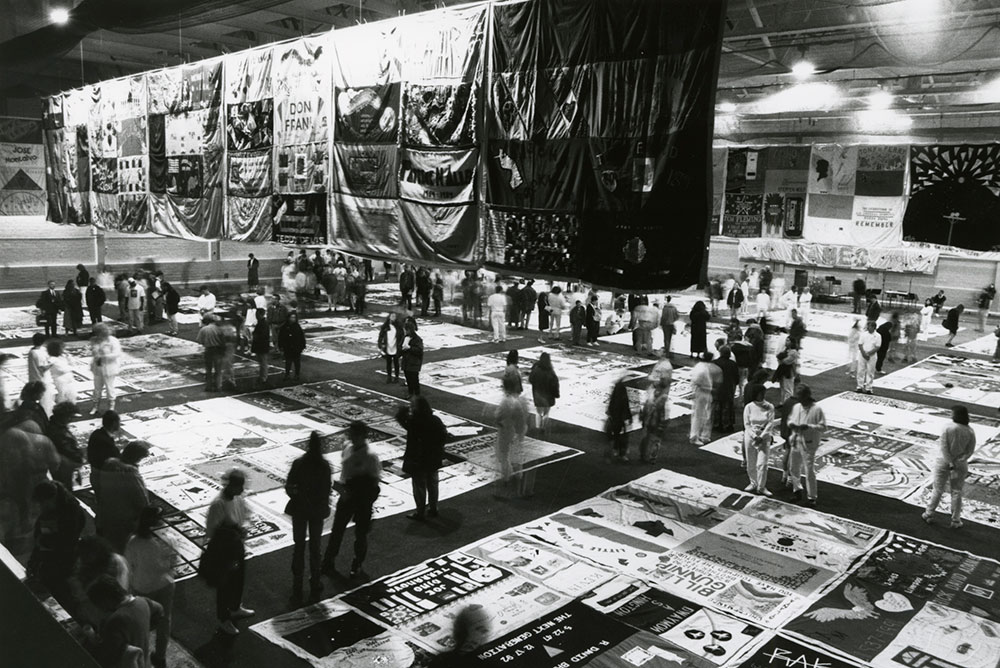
858;109;912;131
752;82;840;114
50;7;70;24
791;61;816;80
868;91;893;109
717;101;737;113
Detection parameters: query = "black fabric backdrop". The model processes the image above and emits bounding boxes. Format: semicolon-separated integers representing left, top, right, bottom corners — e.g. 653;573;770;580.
484;0;727;290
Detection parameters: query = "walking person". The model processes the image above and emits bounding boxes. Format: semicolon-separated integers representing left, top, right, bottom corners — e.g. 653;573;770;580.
688;301;709;358
85;277;106;326
279;312;306;382
162;282;180;336
978;284;995;332
285;432;331;601
96;440;151;552
400;318;424;396
585;295;602;346
488;285;507;343
943;304;964;347
774;338;800;404
63;280;84;336
660;296;679;356
399;265;415;310
903;313;920;363
639;375;669;464
846;318;861;377
856;320;880;394
743;385;775;496
528;352;560;434
202;468;254;636
83;574;164;668
852;275;866;314
250;309;270;388
396;396;447;521
493;375;531;497
520;279;536;330
875;314;898;373
124;506;174;668
90;323;122;415
48;340;76;405
920;299;934;338
546;286;566;341
786;385;826;506
503;349;523;396
922;405;976;529
606;376;632;463
322;422;381;579
48;402;84;491
726;282;744;317
689;352;715;445
713;346;739;432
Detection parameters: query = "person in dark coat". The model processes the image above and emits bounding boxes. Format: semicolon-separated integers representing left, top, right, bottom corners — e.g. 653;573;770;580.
585;295;602;345
250;308;270;388
713;346;740;432
163;281;180;335
378;312;403;384
247;253;260;290
415;267;432;316
569;300;586;345
688;301;710;357
278;312;306;381
322;421;381;579
11;381;49;433
943;304;964;347
852;276;866;314
285;432;331;601
396;396;448;521
520;280;537;330
37;280;64;338
29;480;86;607
62;280;84;335
84;574;164;667
727;283;744;314
75;264;90;289
85;277;106;326
528;352;560;433
430;276;443;317
48;402;84;491
87;410;120;500
400;318;424;396
875;313;899;372
758;266;773;293
536;290;550;334
605;376;632;462
506;283;521;329
96;441;150;552
399;265;415;310
866;295;882;323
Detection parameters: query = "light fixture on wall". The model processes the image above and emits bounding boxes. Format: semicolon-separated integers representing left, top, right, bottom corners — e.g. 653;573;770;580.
50;7;70;24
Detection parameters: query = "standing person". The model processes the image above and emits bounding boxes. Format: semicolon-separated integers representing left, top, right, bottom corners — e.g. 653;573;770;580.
90;323;122;415
798;287;813;325
460;272;474;323
48;402;84;491
857;320;881;394
786;385;826;506
659;296;679;356
415;266;432;316
28;480;86;608
606;376;632;463
528;352;560;434
585;295;602;346
63;280;84;336
431;276;444;317
978;284;996;332
689;352;715;445
85;277;106;326
322;422;381;578
875;315;897;373
285;432;332;601
47;340;76;405
163;282;180;336
639;375;669;464
250;308;270;388
36;280;63;338
713;346;739;432
247;253;260;291
755;289;770;321
278;312;306;382
196;285;217;318
503;349;523;396
727;282;744;316
902;313;920;363
471;274;485;325
149;273;165;325
922;405;976;529
688;301;709;358
758;265;773;296
536;288;550;338
487;285;508;343
774;339;800;404
748;268;760;299
396;396;447;521
76;263;91;288
708;278;723;316
96;440;151;552
399;265;415;310
847;318;862;376
196;315;225;392
865;294;881;323
506;282;521;330
125;277;145;333
377;312;403;385
546;286;566;341
920;299;934;338
83;575;164;668
331;260;348;311
787;309;807;348
87;411;121;500
268;295;289;352
852;275;866;314
125;506;174;668
493;375;530;497
931;289;947;314
569;299;586;346
400;318;424;396
943;304;964;347
115;275;129;321
203;469;254;636
520;279;536;330
743;385;775;496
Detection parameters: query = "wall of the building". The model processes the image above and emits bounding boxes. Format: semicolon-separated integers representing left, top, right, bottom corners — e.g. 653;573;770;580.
706;236;1000;312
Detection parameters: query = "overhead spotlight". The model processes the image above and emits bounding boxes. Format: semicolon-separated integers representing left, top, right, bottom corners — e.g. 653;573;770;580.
50;7;70;24
868;90;893;109
717;101;737;113
791;61;815;80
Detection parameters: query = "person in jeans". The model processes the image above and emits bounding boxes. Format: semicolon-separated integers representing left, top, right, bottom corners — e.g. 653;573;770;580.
322;422;381;578
786;384;826;506
196;315;225;392
923;405;976;529
286;432;331;601
204;468;254;636
396;395;447;521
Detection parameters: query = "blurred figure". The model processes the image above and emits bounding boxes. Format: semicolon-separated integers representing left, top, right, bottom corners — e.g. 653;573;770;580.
528;352;560;434
163;281;180;336
90;323;122;414
503;349;523;396
250;308;270;388
96;440;151;552
427;604;493;668
639;374;669;464
63;279;84;335
400;318;424;397
125;506;174;668
493;375;531;498
787;385;826;506
203;468;254;635
846;318;861;377
47;339;76;405
397;396;447;521
29;480;86;607
488;285;508;343
922;405;976;529
48;401;83;490
0;398;59;547
323;422;380;579
279;312;306;382
84;575;164;668
606;376;632;463
688;301;709;358
689;352;715;445
943;303;963;347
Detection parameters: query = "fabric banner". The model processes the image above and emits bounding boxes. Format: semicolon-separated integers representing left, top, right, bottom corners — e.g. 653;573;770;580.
856;145;907;196
483;208;581;276
399;199;478;265
88;84;118;159
332;21;402;89
118;194;148;232
165;108;210;156
273;37;330;147
335;83;400;143
0;117;46;215
147;60;222;115
118;117;146;157
403;82;476;147
228;148;271;197
227;195;272;242
849;196;904;246
722;194;763;237
224;47;273;104
42;99;67;221
726;148;766;195
807;144;857;195
485;139;589;211
148;114;167;194
738;237;939;274
89;191;118;228
333;143;397;199
489;70;535;141
904;143;1000;250
399;148;476;204
802;193;854;244
0;143;45;191
226;99;273;151
91;157;118;194
275;143;328;194
332;195;400;257
271;192;327;245
762;146;810;195
712;147;727;231
117;155;147;195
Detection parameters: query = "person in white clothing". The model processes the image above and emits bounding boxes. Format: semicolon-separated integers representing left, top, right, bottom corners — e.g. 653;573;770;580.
755;289;770;319
90;323;122;415
743;385;775;495
125;506;174;667
197;285;217;318
857;320;881;393
798;287;813;325
689;352;715;445
27;333;54;414
748;269;759;298
846;319;861;376
786;385;826;506
919;299;934;340
487;285;508;343
546;287;566;341
739;279;751;314
205;468;254;635
47;340;77;405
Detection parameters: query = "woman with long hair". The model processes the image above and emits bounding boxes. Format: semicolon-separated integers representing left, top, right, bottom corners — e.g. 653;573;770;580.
46;339;76;405
742;385;775;496
528;352;559;433
377;311;403;384
688;300;709;358
90;323;121;415
503;349;523;395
